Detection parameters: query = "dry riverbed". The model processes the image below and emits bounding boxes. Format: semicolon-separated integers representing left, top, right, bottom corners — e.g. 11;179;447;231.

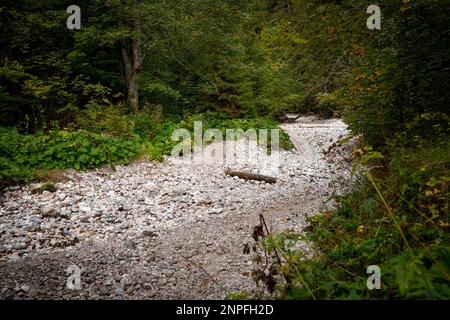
0;116;357;299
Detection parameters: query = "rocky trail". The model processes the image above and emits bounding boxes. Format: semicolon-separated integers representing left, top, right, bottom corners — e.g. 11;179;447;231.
0;116;356;299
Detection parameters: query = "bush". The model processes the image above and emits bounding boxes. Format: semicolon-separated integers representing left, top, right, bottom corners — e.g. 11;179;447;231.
0;127;140;186
1;111;293;185
76;103;135;136
246;143;450;299
180;112;295;150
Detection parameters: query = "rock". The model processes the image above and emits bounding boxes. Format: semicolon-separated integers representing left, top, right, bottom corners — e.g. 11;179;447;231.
120;274;131;287
125;239;136;250
115;287;126;295
7;253;21;262
59;210;70;219
144;182;158;193
41;207;58;218
104;279;115;286
12;242;28;250
0;116;355;299
173;186;187;197
5;205;19;212
209;208;224;215
29;216;43;225
57;193;67;201
79;205;91;213
40;193;55;201
20;284;31;293
93;212;102;218
71;196;83;204
141;230;157;238
80;217;90;224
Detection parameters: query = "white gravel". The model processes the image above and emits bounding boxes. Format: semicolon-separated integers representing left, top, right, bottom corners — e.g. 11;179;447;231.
0;116;357;299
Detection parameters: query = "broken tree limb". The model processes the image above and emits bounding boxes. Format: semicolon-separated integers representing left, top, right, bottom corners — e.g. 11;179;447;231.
224;169;277;184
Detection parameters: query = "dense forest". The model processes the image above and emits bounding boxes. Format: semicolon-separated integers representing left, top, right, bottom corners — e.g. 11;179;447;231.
0;0;449;299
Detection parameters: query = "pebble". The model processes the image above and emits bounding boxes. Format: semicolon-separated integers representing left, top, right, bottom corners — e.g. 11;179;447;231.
0;116;357;299
20;284;31;293
209;208;224;215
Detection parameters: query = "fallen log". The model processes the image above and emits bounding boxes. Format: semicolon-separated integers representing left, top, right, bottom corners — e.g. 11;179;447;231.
224;169;277;184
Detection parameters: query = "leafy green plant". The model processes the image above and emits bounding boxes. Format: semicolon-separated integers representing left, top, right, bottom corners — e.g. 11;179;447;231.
31;181;57;194
0;127;140;186
1;111;293;186
245;141;449;300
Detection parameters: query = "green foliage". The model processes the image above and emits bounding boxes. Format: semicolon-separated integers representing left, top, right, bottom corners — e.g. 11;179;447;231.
41;181;57;192
337;0;450;147
0;0;118;131
225;291;251;300
179;112;295;150
0;110;293;185
248;141;449;299
0;127;140;186
76;103;135;136
31;181;57;194
1;0;448;300
140;112;295;160
240;0;450;300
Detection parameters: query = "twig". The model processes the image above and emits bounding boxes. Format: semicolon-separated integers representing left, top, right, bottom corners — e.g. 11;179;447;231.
259;214;283;266
181;255;230;295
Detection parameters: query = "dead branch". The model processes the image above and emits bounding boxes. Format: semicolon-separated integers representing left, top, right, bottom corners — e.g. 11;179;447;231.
224;169;277;184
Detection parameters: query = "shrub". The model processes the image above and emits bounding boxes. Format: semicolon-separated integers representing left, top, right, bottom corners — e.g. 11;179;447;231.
76;103;135;136
0;127;140;186
245;142;449;300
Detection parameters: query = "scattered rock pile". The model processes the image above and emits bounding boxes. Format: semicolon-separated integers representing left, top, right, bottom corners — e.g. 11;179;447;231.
0;116;357;299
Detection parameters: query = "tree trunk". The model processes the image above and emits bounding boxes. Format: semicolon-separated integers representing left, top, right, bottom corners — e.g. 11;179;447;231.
120;0;145;112
224;169;277;184
128;74;139;111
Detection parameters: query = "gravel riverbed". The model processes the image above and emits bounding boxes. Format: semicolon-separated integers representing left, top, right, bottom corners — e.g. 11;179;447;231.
0;116;357;299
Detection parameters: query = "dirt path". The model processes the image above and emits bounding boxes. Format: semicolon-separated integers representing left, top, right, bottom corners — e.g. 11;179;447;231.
0;116;355;299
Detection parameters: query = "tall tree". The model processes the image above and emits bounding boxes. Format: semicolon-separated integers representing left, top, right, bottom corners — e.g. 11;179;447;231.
119;0;145;111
